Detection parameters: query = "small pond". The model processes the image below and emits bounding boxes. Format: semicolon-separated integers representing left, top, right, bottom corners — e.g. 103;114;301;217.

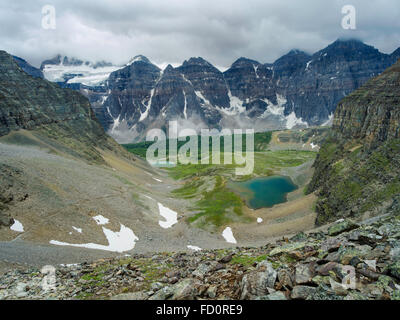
227;176;298;210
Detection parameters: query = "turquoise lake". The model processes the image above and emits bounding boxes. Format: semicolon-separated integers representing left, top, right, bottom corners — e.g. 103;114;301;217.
227;176;298;210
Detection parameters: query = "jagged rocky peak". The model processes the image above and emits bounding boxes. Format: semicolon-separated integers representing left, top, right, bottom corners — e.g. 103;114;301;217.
181;57;214;68
41;54;114;69
314;38;382;62
391;47;400;60
224;57;274;101
177;57;230;109
273;49;311;75
12;55;44;79
163;64;175;73
229;57;262;69
127;55;152;66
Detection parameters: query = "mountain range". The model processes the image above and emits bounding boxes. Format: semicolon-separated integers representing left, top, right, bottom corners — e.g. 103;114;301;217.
13;39;400;143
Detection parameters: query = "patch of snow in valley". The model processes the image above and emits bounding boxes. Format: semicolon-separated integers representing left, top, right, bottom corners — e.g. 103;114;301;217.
153;177;163;183
158;203;178;229
93;215;109;225
50;224;139;253
222;227;237;244
257;218;263;224
310;143;319;149
187;245;202;251
72;226;82;233
10;219;24;232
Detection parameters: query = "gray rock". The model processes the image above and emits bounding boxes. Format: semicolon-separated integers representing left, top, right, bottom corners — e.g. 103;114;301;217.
206;285;218;299
148;286;174;300
111;291;148;300
295;264;314;284
0;212;14;227
255;291;287;300
171;279;199;300
277;269;294;289
240;263;278;300
328;219;359;236
192;263;215;279
291;286;317;300
151;282;163;292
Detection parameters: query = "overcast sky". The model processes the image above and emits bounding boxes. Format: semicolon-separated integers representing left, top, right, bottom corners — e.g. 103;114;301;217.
1;0;399;69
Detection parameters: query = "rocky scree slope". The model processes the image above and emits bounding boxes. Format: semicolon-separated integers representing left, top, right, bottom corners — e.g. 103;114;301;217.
307;59;400;225
1;213;400;300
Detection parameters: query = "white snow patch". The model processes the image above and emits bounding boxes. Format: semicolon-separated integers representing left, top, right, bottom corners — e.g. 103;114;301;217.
153;177;163;183
253;64;260;78
286;112;308;130
310;143;319;149
50;224;139;253
72;226;82;233
93;215;109;225
187;245;202;251
10;219;24;232
59;263;79;267
260;94;286;118
305;60;312;71
158;203;178;229
139;88;155;122
322;113;334;127
183;90;188;119
222;227;237;244
195;90;211;106
43;62;120;87
217;90;246;116
257;218;263;224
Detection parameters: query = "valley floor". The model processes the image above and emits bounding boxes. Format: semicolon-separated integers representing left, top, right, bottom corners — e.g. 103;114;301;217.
1;129;321;268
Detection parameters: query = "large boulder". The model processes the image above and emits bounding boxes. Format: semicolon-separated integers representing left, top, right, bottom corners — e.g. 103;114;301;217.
328;219;359;236
240;261;277;299
0;212;14;227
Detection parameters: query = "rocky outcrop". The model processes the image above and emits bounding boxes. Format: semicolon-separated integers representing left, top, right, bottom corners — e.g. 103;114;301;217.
1;214;400;300
308;59;400;224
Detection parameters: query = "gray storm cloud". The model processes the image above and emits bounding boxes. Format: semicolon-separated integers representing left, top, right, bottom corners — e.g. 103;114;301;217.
0;0;399;68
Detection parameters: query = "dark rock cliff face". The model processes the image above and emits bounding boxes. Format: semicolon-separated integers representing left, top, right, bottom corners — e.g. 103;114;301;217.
0;50;119;162
308;59;400;225
272;40;397;124
12;56;44;79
